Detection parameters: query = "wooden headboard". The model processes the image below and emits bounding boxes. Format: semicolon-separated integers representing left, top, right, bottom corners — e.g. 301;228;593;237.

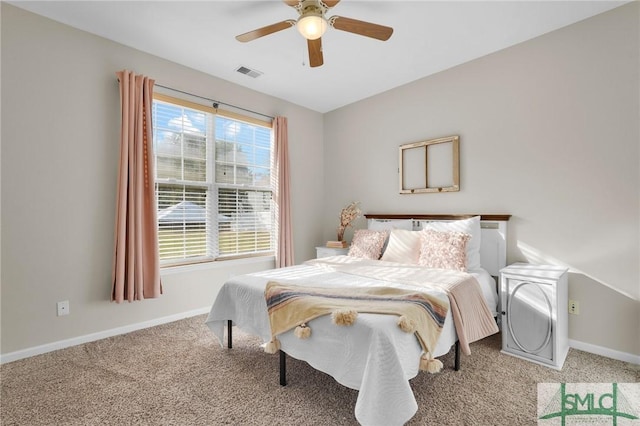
364;214;511;277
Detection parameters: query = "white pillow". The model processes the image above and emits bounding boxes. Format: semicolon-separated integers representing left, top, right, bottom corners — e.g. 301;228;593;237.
381;229;421;264
368;219;414;253
367;219;413;231
423;216;482;271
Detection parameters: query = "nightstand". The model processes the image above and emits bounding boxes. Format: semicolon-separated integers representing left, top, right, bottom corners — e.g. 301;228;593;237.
500;263;569;370
315;246;349;258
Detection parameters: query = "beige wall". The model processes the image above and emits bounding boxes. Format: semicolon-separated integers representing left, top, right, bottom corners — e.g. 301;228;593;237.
2;3;638;359
324;3;639;356
0;4;324;354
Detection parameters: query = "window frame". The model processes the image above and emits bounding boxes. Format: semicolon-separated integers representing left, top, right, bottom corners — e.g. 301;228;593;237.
152;93;275;267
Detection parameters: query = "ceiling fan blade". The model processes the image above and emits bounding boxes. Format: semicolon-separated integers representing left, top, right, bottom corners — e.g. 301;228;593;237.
283;0;299;7
330;16;393;41
236;20;296;42
308;38;324;68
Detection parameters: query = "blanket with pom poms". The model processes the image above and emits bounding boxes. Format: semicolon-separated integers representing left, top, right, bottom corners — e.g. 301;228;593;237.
264;281;449;373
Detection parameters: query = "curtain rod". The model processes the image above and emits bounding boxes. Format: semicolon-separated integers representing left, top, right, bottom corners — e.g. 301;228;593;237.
155;83;275;120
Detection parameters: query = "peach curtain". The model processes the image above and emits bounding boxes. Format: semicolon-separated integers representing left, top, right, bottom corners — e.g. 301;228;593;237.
112;70;162;302
274;116;294;268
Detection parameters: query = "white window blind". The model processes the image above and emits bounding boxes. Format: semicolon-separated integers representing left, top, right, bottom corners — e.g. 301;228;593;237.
152;95;274;265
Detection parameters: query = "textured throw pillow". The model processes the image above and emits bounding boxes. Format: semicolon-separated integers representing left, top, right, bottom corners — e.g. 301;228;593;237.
381;229;421;264
423;216;482;271
348;229;388;260
418;229;471;271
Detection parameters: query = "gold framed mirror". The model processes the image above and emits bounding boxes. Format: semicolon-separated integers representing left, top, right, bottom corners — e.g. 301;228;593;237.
399;135;459;194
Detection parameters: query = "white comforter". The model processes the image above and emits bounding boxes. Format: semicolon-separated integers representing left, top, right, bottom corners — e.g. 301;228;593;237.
205;256;498;426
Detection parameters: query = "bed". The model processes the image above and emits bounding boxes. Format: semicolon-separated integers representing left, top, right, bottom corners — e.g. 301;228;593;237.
205;214;510;425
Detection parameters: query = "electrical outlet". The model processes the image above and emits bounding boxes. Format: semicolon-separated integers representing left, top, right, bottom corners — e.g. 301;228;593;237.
57;300;70;316
568;300;579;315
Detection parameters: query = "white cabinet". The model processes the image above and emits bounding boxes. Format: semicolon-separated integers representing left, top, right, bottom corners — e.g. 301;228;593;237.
316;246;349;258
500;263;569;370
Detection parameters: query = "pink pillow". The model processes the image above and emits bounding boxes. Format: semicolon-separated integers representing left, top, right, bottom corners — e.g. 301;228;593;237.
418;229;471;271
348;229;388;260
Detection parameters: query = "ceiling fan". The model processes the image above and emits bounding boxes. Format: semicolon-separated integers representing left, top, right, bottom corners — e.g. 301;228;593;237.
235;0;393;68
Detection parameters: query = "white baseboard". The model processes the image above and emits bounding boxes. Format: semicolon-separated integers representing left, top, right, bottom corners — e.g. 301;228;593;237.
0;307;211;365
569;339;640;365
3;312;638;366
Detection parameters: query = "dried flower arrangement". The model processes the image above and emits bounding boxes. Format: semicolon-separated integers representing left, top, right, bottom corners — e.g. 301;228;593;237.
336;201;361;242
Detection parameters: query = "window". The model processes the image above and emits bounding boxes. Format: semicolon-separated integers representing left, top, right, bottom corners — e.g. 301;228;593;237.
152;94;274;265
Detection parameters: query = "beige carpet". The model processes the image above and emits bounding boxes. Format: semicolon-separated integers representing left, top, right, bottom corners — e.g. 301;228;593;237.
1;315;637;425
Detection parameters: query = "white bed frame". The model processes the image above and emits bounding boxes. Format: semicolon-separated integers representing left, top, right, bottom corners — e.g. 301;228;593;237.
228;214;511;385
365;214;510;277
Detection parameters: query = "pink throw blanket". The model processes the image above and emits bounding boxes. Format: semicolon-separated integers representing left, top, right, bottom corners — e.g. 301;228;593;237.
305;257;499;355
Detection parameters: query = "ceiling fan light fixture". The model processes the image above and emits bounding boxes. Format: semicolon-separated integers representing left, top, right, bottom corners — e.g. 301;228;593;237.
297;14;327;40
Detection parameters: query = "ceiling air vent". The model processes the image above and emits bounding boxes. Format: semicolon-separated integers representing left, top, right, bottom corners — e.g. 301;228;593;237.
235;66;263;79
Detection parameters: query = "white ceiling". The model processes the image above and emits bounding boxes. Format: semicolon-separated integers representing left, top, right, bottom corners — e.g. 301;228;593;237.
9;1;627;113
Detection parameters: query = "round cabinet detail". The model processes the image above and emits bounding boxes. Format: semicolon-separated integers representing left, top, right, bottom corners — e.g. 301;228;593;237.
507;281;553;355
